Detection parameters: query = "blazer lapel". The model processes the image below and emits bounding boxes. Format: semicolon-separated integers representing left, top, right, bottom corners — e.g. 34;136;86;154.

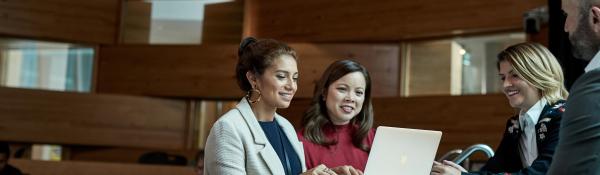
236;99;267;145
535;103;553;145
258;146;285;174
507;117;521;141
505;117;523;165
236;98;284;174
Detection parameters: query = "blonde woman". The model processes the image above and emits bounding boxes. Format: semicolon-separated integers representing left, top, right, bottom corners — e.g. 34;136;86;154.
431;42;568;175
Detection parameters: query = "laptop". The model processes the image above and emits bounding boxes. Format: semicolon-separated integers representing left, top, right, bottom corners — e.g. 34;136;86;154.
364;126;442;175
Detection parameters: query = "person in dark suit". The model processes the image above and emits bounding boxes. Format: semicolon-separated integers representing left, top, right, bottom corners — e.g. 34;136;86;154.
431;43;568;175
546;0;600;174
0;143;22;175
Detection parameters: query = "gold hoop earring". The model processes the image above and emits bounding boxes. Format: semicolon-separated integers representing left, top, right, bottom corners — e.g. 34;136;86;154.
246;88;261;104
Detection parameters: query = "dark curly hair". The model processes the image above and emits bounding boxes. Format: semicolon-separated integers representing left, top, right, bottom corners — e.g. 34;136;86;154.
235;37;297;91
301;59;374;152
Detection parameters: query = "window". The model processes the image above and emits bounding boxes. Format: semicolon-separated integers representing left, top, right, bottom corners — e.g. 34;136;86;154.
0;38;94;92
121;0;236;44
401;32;525;97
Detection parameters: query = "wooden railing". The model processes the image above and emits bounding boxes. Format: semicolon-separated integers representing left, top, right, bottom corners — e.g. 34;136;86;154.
9;159;194;175
280;94;514;159
0;87;193;150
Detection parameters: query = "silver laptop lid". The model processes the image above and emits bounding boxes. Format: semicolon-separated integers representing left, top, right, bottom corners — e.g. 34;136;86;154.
364;126;442;175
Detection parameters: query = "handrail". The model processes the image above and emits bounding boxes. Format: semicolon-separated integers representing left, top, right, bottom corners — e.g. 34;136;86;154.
437;149;463;162
452;144;494;164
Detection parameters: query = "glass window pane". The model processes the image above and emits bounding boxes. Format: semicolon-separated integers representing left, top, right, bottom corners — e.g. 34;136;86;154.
402;32;525;97
0;38;94;92
121;0;236;44
456;33;526;95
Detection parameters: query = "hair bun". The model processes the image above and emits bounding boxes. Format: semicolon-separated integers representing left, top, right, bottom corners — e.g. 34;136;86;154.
239;37;257;57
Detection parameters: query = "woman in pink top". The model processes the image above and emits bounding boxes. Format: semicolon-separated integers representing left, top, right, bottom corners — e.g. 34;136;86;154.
298;59;375;175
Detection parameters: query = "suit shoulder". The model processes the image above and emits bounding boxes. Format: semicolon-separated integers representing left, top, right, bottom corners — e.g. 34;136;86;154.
212;109;244;127
571;69;600;92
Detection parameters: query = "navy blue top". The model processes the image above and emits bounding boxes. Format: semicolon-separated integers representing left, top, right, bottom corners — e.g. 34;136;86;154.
259;119;302;175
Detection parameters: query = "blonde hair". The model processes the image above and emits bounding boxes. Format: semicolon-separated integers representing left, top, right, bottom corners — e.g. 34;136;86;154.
497;42;568;104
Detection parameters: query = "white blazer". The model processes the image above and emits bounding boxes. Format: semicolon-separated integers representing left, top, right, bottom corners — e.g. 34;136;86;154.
204;98;307;175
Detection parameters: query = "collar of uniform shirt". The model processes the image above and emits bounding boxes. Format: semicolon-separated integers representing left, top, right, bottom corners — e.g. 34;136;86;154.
519;98;546;130
585;51;600;72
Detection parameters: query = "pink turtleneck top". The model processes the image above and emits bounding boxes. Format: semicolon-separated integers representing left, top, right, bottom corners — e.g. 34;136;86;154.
297;124;376;171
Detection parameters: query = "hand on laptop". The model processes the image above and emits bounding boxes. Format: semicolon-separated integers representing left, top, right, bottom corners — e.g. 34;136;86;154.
442;160;467;172
302;164;338;175
430;160;465;175
331;165;363;175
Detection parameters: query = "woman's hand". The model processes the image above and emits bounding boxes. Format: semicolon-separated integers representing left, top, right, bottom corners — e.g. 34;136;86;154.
330;165;363;175
430;161;464;175
442;160;467;172
301;164;337;175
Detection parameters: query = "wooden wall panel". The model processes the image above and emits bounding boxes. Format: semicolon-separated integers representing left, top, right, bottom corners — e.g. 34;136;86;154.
96;44;241;98
202;0;244;43
246;0;546;42
120;2;152;44
97;43;399;98
408;40;454;96
293;44;399;97
0;0;120;44
0;87;189;150
10;159;194;175
279;94;514;159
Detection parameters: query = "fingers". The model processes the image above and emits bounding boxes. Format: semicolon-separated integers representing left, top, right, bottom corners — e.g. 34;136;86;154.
304;164;333;175
431;161;465;175
315;164;336;175
331;165;364;175
344;166;360;175
331;165;350;175
442;160;467;172
431;161;444;172
430;163;445;173
442;160;458;167
323;168;337;175
315;164;328;171
348;166;361;175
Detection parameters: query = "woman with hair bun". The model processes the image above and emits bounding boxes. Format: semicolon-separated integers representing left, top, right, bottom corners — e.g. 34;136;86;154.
204;37;338;175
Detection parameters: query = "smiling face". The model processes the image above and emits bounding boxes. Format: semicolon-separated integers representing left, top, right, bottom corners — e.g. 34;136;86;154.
498;61;541;112
324;71;366;125
251;54;298;109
